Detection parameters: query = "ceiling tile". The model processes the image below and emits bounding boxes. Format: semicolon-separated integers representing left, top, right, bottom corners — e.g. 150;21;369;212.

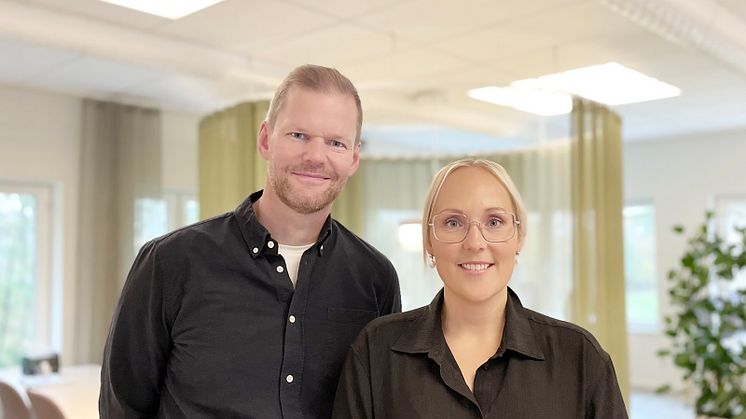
281;0;406;19
357;0;581;43
155;0;335;53
437;26;558;64
252;23;405;69
340;46;465;85
16;0;166;30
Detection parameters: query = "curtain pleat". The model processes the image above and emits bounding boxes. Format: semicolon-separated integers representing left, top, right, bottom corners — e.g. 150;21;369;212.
198;101;269;219
570;97;629;403
76;100;161;363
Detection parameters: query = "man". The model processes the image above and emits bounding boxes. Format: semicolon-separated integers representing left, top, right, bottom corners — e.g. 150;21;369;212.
100;64;401;418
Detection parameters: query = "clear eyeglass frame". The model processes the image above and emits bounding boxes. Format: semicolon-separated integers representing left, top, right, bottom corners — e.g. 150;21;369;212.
428;212;520;244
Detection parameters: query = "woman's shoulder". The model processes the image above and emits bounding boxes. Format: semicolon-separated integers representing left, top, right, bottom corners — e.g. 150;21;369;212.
519;305;610;360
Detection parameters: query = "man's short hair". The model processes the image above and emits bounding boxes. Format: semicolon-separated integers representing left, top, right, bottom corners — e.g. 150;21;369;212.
266;64;363;144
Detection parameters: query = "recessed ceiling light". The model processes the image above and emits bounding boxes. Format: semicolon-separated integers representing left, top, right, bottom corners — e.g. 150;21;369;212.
468;86;573;116
97;0;225;19
514;62;681;106
469;62;681;115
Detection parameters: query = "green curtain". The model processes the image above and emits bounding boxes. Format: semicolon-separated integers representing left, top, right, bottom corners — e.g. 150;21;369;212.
486;143;574;321
570;97;629;403
198;101;269;219
332;168;365;235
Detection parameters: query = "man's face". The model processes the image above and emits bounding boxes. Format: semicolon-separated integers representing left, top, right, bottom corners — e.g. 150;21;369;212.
259;87;360;214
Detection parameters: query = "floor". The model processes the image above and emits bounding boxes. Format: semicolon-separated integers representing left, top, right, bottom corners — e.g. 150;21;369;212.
630;391;695;419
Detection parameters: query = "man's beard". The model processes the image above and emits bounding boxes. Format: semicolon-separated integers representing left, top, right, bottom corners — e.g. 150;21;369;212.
269;163;347;214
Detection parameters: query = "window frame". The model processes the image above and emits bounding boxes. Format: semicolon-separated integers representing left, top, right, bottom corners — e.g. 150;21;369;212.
0;181;56;363
623;199;660;335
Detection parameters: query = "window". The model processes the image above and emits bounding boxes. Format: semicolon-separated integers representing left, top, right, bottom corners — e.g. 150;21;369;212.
0;184;53;368
714;195;746;293
367;209;441;310
623;203;659;332
134;190;200;251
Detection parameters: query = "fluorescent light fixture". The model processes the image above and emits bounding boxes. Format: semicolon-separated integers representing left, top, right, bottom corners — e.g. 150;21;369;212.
468;86;572;116
469;62;681;115
398;222;422;252
513;62;681;106
97;0;225;19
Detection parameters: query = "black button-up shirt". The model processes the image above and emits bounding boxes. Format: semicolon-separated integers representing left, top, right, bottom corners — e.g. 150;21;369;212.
333;288;628;419
100;191;401;418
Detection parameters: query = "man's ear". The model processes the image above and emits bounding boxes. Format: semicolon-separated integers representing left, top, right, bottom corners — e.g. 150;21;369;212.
349;141;361;175
257;121;270;160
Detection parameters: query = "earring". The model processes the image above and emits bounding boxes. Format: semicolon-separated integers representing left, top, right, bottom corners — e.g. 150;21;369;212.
515;251;521;256
427;253;436;268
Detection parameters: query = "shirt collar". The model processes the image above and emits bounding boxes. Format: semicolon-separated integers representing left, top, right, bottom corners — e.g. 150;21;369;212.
236;190;334;259
391;287;545;361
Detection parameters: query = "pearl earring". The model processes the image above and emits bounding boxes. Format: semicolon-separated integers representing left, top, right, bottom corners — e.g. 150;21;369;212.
427;254;436;268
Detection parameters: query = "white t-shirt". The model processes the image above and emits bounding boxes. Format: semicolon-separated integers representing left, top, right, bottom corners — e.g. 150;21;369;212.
278;243;314;287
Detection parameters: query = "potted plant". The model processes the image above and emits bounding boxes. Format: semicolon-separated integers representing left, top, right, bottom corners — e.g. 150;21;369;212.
657;212;746;418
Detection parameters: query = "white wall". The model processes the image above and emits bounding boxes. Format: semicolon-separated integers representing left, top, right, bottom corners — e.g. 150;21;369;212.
0;83;200;364
0;83;82;364
623;128;746;390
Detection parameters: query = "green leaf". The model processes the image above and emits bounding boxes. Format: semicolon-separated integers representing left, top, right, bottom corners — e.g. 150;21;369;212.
655;384;672;394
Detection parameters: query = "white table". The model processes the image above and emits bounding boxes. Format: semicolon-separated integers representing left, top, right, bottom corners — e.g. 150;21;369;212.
1;364;100;419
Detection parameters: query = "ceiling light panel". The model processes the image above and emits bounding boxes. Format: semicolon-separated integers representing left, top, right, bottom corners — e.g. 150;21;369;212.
513;62;681;105
97;0;225;19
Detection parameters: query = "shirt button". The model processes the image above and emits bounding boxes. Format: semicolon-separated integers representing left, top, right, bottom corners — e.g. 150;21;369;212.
320;245;324;251
252;247;258;254
286;374;294;383
268;241;275;249
289;315;296;323
276;266;284;273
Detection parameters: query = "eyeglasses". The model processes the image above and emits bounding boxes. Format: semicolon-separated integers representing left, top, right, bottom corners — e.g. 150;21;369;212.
428;212;520;243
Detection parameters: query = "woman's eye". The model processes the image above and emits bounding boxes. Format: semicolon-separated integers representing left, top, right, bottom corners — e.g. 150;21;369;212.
486;217;504;228
444;218;462;229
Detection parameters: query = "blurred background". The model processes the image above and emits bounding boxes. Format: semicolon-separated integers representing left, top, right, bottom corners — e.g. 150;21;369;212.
1;0;746;418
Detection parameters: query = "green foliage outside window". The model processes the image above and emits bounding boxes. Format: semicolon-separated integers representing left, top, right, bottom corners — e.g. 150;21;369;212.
0;193;36;368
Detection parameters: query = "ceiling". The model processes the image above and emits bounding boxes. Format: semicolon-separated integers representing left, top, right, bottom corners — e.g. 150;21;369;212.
1;0;745;155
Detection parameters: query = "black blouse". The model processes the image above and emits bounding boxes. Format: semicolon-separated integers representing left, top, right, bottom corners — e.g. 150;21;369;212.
333;288;628;419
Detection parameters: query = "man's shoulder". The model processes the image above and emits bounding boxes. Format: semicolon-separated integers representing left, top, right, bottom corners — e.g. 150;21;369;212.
145;210;237;254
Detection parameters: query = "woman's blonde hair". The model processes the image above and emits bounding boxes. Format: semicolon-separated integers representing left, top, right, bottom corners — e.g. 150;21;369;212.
421;158;527;263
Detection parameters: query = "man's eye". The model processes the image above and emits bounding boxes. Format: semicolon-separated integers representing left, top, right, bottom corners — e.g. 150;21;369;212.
290;132;306;140
330;140;348;149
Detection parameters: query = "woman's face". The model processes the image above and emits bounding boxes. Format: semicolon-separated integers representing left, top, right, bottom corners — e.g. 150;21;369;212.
426;166;523;306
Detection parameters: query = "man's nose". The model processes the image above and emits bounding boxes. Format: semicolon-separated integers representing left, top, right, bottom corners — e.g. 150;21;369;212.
303;137;327;162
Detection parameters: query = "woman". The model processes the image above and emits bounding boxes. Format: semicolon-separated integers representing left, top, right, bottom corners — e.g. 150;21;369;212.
332;158;628;419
